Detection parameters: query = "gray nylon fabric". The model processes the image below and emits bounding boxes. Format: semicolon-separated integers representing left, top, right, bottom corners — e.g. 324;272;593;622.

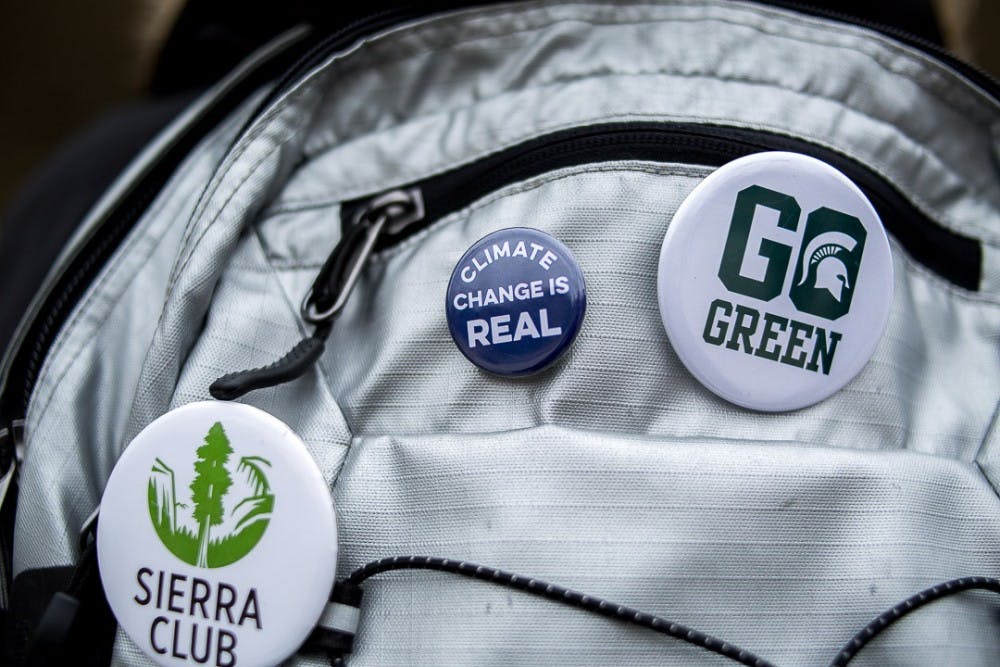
12;1;1000;666
12;91;267;574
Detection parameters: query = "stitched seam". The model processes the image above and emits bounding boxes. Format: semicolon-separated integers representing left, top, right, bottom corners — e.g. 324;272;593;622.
263;259;329;271
974;399;1000;470
280;80;1000;246
318;3;997;123
162;111;313;309
168;131;273;289
304;6;997;174
972;460;1000;503
168;122;268;288
165;81;323;291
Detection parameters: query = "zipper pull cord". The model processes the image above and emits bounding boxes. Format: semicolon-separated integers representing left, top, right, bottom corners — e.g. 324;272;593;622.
210;189;424;400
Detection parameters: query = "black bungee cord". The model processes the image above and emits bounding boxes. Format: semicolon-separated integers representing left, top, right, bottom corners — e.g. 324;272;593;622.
827;575;1000;667
343;556;775;667
303;556;1000;667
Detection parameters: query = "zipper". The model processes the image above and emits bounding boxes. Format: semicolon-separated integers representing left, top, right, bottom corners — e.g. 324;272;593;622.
3;1;996;417
210;120;980;398
302;188;425;324
208;188;425;400
342;122;981;291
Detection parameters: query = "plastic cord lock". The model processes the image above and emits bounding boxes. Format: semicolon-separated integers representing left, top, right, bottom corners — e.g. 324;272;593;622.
304;581;364;661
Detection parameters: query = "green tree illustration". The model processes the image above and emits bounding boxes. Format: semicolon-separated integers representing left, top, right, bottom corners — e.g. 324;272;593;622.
189;422;233;568
237;456;271;496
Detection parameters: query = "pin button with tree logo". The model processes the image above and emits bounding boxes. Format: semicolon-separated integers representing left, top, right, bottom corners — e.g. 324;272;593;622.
97;402;337;667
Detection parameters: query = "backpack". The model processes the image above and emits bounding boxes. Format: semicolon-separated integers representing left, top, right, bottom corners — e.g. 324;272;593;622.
2;1;999;665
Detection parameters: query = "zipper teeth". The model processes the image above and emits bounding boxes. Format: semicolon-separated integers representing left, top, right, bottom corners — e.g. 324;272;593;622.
21;193;151;411
402;126;781;227
359;122;980;291
479;131;752;186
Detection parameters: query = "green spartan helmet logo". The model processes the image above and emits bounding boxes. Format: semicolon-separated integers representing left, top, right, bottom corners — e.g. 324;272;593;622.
718;186;867;321
147;422;274;568
789;208;867;321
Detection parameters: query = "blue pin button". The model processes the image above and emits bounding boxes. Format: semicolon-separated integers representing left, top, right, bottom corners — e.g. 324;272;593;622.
446;227;586;376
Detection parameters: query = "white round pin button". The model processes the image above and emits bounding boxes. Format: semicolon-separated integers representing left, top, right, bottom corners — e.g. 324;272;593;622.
97;401;337;667
658;151;893;411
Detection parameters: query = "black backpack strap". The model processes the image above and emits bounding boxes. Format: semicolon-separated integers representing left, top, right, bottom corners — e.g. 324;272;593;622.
8;522;116;667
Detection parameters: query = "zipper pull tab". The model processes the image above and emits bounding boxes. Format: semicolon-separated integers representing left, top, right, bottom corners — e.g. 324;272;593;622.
210;188;424;400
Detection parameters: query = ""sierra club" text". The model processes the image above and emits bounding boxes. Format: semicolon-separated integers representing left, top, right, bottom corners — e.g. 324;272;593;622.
134;567;262;666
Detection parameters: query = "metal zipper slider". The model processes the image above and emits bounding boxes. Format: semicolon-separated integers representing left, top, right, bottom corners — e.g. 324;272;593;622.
302;188;424;324
210;188;424;400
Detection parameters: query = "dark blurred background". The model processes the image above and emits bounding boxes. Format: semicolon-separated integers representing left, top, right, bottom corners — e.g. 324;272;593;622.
0;0;996;347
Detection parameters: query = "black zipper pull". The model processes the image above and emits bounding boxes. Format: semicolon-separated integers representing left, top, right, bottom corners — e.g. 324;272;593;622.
210;188;424;400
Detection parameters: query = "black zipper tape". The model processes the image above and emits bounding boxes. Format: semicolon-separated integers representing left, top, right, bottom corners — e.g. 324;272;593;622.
341;122;982;291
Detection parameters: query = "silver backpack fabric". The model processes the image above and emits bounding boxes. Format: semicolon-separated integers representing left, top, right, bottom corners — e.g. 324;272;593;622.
3;1;1000;665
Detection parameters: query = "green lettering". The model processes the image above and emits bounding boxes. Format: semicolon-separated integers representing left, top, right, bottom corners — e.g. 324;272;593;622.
780;320;813;368
806;328;842;375
702;299;733;346
718;185;800;301
789;207;867;321
754;312;788;361
725;305;759;354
